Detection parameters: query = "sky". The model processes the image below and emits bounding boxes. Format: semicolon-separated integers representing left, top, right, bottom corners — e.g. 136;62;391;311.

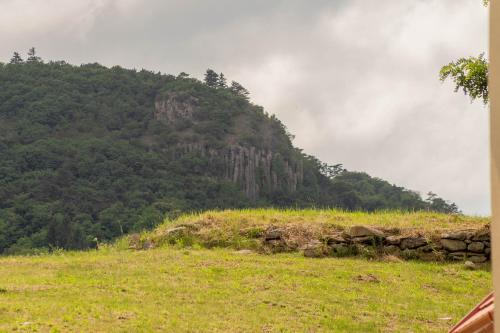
0;0;490;215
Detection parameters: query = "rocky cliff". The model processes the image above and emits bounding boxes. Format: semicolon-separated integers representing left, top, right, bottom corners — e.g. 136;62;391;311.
154;92;304;200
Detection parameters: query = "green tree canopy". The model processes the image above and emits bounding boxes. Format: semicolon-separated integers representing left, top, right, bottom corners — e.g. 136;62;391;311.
9;52;23;64
27;47;42;63
204;69;219;87
440;1;489;104
440;54;488;104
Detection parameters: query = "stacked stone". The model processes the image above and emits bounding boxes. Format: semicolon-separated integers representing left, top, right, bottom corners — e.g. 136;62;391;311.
303;225;491;262
440;229;490;263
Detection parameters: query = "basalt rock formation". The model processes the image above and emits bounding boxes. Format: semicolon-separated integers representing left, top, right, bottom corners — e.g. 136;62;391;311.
154;92;197;123
154;92;304;200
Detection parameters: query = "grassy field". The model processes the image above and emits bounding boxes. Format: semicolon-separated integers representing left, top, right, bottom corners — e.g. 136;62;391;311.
0;209;491;332
0;247;491;332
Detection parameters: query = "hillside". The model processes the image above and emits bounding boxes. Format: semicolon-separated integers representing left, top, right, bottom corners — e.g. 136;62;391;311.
0;56;457;253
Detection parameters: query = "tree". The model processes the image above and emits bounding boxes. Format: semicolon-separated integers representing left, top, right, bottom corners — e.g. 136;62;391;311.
218;73;227;88
425;192;460;214
440;1;488;104
320;163;346;179
27;47;41;63
204;69;219;87
177;72;190;79
9;52;23;64
230;81;250;99
440;54;488;104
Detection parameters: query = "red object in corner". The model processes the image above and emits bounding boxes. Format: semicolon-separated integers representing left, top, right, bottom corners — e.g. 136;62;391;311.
449;292;494;333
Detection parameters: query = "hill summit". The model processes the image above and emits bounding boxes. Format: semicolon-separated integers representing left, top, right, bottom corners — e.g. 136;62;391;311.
0;53;457;253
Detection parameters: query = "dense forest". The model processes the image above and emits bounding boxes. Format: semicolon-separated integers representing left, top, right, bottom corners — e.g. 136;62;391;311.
0;50;458;254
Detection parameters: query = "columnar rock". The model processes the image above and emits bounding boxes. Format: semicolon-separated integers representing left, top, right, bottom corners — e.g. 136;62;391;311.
155;93;305;200
167;143;303;201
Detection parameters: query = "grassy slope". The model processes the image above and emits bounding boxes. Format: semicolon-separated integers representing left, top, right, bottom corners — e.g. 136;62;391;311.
155;208;489;232
0;248;491;332
136;209;490;251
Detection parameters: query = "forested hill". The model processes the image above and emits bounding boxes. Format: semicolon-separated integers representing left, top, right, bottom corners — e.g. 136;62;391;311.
0;52;458;253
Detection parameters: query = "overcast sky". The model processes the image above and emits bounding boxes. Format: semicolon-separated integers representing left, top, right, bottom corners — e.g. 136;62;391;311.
0;0;490;215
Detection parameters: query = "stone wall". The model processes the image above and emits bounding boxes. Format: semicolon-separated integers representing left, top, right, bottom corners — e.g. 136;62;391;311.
136;222;490;264
264;224;491;263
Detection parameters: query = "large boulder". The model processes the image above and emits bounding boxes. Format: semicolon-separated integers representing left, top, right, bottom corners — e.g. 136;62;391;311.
441;231;469;241
441;239;467;252
469;255;487;263
400;237;427;250
349;226;385;238
467;242;485;253
303;241;327;258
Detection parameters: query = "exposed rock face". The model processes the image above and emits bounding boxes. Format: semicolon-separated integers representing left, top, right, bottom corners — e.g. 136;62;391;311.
170;143;303;200
154;93;197;123
154;94;304;200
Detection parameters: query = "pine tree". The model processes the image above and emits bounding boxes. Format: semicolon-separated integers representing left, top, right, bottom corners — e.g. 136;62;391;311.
177;72;190;79
204;69;219;87
218;73;227;88
26;47;41;62
9;52;23;64
230;81;250;99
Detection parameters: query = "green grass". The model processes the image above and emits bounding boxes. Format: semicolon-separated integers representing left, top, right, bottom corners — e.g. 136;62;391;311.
156;208;489;231
0;247;491;332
